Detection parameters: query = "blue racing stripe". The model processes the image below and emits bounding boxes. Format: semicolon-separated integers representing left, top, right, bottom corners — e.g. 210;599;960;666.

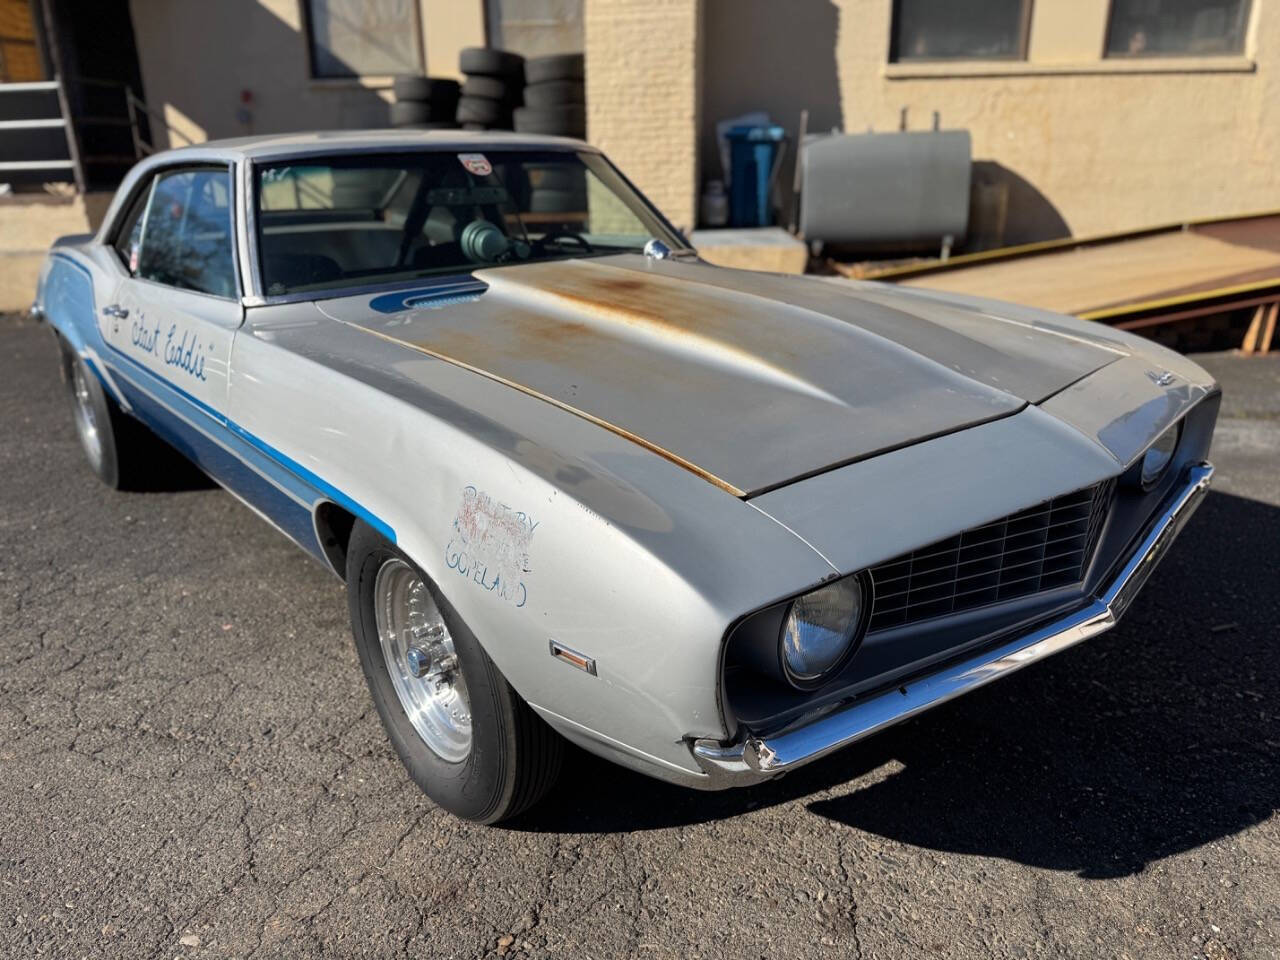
115;374;324;557
43;251;397;547
100;337;397;545
368;277;487;314
224;421;397;544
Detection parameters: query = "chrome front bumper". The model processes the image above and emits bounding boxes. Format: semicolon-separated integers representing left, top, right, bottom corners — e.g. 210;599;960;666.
692;462;1214;786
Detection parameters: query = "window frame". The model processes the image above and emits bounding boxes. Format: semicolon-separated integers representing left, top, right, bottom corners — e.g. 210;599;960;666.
888;0;1035;63
1102;0;1253;59
299;0;425;80
107;162;243;303
110;175;157;273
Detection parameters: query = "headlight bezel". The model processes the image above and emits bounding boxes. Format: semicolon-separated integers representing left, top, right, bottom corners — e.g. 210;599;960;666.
776;572;873;690
1130;421;1182;491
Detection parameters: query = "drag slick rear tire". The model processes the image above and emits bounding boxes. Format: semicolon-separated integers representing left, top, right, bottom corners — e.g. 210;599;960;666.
59;342;161;490
346;522;562;823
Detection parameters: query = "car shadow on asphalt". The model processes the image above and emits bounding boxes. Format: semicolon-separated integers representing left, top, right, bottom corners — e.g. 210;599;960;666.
127;445;218;492
509;490;1279;879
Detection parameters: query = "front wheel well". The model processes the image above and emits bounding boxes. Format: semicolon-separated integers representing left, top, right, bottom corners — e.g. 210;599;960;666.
313;501;358;579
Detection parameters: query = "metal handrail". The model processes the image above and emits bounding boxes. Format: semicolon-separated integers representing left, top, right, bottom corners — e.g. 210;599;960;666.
65;76;194;156
124;86;193;156
0;74;192;189
9;74;191;152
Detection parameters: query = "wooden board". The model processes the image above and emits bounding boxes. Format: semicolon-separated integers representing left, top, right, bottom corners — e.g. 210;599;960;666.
895;222;1280;318
1243;301;1279;354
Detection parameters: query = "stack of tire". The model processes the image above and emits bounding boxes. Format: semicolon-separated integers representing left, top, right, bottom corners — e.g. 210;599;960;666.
514;54;586;139
456;48;525;131
389;76;461;130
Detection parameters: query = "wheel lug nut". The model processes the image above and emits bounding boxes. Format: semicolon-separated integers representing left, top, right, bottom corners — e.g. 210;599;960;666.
411;623;444;642
406;646;431;679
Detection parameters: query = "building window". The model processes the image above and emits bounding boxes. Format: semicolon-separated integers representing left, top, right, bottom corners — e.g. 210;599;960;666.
1105;0;1251;56
889;0;1031;62
485;0;584;57
0;0;46;82
304;0;422;78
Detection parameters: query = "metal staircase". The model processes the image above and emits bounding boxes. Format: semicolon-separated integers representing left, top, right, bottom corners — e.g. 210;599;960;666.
0;74;189;192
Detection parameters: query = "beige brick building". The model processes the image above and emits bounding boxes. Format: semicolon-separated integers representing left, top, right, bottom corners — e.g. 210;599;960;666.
589;0;1279;242
4;1;1278;274
120;0;1280;242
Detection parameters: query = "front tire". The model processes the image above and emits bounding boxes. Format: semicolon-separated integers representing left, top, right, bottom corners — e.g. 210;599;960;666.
345;522;562;823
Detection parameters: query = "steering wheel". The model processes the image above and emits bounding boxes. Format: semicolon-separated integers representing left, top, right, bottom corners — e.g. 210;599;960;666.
536;229;594;255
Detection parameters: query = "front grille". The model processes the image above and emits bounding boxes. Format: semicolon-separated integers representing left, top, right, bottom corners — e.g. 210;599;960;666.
867;479;1115;632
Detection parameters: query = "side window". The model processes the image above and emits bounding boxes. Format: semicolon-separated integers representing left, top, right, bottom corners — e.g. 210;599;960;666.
112;181;153;274
136;168;238;298
890;0;1031;61
1106;0;1251;57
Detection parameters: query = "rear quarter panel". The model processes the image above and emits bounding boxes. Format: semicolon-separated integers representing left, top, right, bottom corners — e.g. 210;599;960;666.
36;243;133;405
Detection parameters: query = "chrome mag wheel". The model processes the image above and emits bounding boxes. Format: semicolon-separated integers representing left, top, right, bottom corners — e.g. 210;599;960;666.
373;558;472;763
71;360;103;471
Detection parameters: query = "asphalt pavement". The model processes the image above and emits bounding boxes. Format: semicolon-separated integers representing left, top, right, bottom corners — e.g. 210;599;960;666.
2;315;1277;959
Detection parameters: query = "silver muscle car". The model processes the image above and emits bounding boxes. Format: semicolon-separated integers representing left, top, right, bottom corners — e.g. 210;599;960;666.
34;131;1218;823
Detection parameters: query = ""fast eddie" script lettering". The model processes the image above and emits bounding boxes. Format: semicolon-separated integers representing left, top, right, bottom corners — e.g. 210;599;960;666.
130;318;209;382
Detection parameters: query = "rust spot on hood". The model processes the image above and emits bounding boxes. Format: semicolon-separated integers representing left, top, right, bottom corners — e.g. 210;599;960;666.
472;261;846;405
347;320;748;497
498;268;721;344
520;318;594;346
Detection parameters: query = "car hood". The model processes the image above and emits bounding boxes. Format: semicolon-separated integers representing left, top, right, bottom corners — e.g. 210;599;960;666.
317;255;1123;496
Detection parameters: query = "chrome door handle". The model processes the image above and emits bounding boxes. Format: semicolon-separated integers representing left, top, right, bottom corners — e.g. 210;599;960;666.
102;304;129;319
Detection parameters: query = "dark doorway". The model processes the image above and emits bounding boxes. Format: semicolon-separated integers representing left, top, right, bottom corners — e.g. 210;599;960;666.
38;0;150;190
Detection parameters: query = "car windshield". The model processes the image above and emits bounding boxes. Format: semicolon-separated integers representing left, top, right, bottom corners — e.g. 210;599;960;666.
253;149;685;297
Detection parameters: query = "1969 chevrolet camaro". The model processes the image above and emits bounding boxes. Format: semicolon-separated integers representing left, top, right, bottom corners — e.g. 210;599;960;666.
34;131;1218;823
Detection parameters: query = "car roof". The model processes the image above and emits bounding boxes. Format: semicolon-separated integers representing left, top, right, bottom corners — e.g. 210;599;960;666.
94;129;611;248
152;128;597;164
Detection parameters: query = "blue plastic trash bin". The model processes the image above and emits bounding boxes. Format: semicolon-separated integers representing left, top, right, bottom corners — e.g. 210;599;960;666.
726;124;786;227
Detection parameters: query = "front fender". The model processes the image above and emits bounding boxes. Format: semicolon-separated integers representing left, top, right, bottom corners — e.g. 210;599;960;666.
229;307;836;781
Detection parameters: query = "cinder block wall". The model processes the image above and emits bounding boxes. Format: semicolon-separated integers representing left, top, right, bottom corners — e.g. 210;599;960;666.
585;0;703;232
0;194;112;312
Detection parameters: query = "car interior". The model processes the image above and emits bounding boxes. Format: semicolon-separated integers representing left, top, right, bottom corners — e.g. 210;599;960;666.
254;150;663;296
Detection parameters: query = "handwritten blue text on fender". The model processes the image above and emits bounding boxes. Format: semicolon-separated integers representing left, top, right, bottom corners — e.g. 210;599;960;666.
130;317;210;383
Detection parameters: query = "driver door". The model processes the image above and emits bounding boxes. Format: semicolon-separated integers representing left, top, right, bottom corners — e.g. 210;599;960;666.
101;164;243;416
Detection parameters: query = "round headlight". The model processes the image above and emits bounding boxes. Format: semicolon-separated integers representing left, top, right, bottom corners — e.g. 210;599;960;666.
780;576;865;688
1140;422;1180;489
